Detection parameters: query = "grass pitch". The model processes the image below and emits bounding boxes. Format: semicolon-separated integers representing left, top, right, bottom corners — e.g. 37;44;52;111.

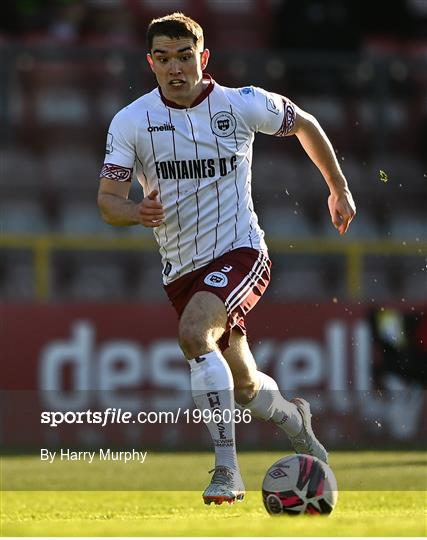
1;451;426;537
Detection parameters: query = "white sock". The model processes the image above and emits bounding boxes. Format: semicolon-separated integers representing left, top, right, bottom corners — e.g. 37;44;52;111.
241;371;302;436
189;350;239;471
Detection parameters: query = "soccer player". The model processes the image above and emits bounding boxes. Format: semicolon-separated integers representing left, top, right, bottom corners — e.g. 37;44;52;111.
97;12;356;505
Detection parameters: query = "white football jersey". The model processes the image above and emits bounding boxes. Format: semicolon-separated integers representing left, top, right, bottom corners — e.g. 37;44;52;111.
101;75;296;284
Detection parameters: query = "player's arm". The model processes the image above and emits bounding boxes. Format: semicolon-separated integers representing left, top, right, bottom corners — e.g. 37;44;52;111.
98;176;165;228
98;109;165;228
241;87;355;235
288;106;356;235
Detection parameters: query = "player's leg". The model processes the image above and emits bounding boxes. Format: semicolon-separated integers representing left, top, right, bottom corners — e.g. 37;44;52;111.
223;328;328;463
179;291;244;504
223;329;302;433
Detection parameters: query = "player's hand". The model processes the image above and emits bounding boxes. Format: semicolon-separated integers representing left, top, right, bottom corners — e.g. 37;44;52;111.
137;189;165;227
327;188;356;235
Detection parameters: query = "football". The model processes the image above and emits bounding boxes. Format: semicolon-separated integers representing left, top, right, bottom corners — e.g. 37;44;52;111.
262;454;338;515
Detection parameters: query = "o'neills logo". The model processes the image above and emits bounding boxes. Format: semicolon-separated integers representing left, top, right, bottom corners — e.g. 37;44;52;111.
147;122;175;133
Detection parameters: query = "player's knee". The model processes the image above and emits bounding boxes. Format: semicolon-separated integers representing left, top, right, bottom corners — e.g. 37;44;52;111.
178;323;212;359
234;378;258;405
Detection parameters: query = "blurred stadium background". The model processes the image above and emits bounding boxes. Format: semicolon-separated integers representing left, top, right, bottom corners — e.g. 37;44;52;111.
0;0;426;455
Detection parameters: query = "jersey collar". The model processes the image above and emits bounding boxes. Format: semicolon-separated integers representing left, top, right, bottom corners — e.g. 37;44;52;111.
158;74;215;109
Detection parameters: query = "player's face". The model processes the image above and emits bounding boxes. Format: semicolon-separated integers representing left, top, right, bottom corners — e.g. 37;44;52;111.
147;36;210;107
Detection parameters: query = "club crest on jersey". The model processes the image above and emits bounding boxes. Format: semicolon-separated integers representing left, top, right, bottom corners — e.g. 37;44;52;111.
204;271;228;287
211;111;236;137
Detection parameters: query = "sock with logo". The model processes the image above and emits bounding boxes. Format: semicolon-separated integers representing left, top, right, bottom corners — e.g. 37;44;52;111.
189;350;239;472
240;371;302;436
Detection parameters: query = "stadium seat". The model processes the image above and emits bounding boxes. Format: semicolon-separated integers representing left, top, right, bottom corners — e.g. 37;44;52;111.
270;268;330;300
44;146;100;195
59;201;115;234
142;0;188;9
66;261;125;299
339;157;364;194
388;212;427;240
260;205;313;238
135;260;165;300
368;154;425;192
252;154;300;195
36;87;89;125
202;0;271;48
207;0;256;12
357;100;376;130
362;270;396;301
362;253;410;301
401;268;427;300
0;200;48;233
97;92;125;123
359;99;409;132
0;261;34;300
386;100;409;131
298;96;346;131
295;159;330;196
0;147;42;194
320;208;381;239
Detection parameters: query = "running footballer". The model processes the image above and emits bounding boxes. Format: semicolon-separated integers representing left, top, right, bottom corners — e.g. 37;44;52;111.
98;12;356;505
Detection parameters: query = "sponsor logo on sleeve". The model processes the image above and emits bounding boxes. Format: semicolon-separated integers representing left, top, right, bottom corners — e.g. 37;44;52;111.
211;111;237;137
239;87;254;96
106;132;114;154
266;96;279;115
203;271;228;287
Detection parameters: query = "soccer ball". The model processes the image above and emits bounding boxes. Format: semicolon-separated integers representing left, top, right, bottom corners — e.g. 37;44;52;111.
262;454;338;515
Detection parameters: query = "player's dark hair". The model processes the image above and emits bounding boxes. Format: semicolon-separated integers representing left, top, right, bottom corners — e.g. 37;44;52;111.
147;12;204;51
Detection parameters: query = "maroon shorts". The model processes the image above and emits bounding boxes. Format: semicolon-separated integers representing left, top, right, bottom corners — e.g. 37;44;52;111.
164;248;271;351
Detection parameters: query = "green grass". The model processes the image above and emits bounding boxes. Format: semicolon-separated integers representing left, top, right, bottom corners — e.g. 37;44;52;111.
1;452;426;537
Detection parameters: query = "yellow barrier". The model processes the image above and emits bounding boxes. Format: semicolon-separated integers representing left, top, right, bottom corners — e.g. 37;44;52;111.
0;235;425;300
